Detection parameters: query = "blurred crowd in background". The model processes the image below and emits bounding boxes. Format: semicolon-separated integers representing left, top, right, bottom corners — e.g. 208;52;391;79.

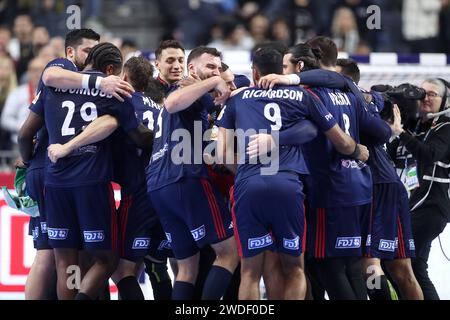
0;0;449;164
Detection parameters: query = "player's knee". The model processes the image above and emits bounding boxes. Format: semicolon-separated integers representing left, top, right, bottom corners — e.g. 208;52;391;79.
213;238;239;266
176;255;200;283
241;264;262;282
176;265;198;283
389;261;416;285
93;251;119;273
34;250;56;270
280;256;304;277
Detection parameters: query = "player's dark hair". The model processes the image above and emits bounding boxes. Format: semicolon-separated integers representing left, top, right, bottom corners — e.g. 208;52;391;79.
287;43;320;71
221;62;229;72
306;36;338;67
155;40;185;60
145;78;165;105
84;42;123;74
251;41;288;60
123;56;154;92
252;47;283;76
187;46;222;64
337;58;360;84
121;38;137;49
65;28;100;50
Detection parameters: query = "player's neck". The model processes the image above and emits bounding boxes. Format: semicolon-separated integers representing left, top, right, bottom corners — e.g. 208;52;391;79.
321;65;337;72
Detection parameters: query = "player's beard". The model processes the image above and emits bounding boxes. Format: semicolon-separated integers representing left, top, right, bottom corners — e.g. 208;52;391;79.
195;69;209;81
73;55;87;71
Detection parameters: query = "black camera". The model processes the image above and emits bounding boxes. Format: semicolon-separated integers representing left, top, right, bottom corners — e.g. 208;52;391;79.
371;83;426;129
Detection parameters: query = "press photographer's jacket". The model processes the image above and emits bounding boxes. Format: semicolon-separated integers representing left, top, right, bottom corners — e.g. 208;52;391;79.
397;115;450;221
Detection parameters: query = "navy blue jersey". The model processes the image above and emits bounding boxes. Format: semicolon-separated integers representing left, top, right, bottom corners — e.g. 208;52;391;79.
30;70;139;187
216;85;337;183
112;92;161;193
299;71;397;186
303;87;374;208
146;93;213;192
362;99;399;184
28;58;78;171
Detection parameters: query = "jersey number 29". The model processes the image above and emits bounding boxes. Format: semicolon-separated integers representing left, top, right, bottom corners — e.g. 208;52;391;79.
61;100;98;136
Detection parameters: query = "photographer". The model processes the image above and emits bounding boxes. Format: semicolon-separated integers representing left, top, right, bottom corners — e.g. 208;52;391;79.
389;78;450;300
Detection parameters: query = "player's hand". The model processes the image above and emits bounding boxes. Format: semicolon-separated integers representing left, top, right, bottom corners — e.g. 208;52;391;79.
178;74;201;88
389;104;404;136
213;79;231;106
247;133;277;159
356;144;369;162
258;74;292;90
47;144;71;163
14;157;27;169
99;76;135;102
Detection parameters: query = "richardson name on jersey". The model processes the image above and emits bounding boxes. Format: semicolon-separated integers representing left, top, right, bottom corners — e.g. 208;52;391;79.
242;88;304;101
54;87;113;99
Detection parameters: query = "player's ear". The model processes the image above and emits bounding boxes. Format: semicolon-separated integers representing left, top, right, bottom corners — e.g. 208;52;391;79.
66;46;75;60
252;66;260;83
188;63;196;76
105;64;116;76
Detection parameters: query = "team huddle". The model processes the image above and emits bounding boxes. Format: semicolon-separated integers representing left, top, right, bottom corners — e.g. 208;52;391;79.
16;28;425;300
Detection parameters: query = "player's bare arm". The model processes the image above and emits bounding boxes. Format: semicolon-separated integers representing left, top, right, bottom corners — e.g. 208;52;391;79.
165;76;230;113
17;112;44;163
42;66;135;102
216;127;237;174
325;124;369;162
47;115;119;163
258;73;300;90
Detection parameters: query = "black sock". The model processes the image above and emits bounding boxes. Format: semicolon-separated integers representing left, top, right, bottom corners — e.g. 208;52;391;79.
172;281;195;300
75;292;92;300
116;276;145;300
145;261;173;300
367;275;393;300
202;266;233;300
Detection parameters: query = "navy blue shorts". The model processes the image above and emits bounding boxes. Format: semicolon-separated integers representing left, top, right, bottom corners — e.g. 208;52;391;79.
149;178;233;260
232;172;306;258
117;185;172;262
26;169;51;250
368;182;415;259
307;204;371;258
45;183;118;251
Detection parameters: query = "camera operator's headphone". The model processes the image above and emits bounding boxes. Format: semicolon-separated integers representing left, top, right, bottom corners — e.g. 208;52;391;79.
437;78;450;111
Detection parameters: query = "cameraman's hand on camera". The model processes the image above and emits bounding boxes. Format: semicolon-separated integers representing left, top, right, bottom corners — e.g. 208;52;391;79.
389;104;404;137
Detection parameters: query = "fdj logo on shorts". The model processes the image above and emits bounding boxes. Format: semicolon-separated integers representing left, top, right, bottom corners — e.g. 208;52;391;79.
48;228;69;240
409;239;416;251
379;239;395;252
32;226;39;240
335;236;361;249
132;238;151;250
283;236;300;251
191;225;206;241
248;234;273;250
83;230;105;243
40;222;48;233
